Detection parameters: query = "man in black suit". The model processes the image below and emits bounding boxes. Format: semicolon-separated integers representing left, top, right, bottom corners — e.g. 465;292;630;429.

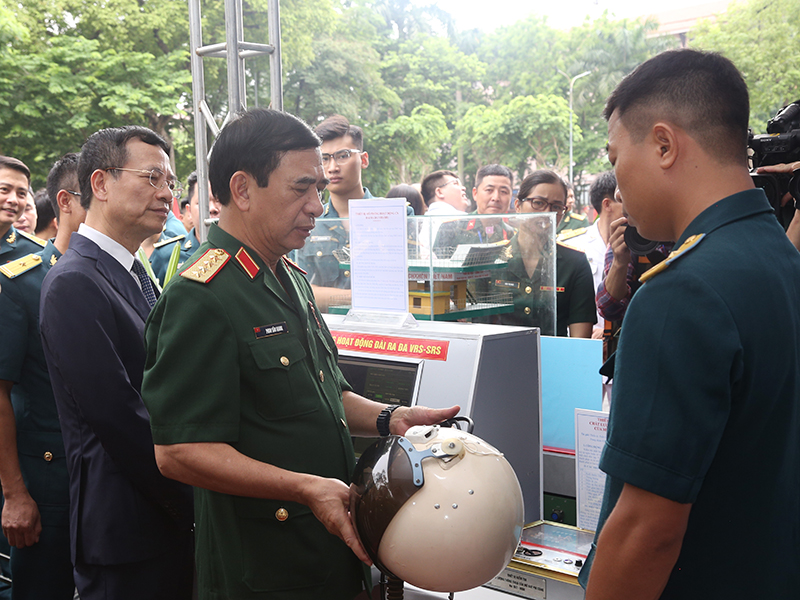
39;126;193;600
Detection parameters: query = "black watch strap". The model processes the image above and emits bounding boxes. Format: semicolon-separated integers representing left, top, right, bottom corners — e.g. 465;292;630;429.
377;405;401;437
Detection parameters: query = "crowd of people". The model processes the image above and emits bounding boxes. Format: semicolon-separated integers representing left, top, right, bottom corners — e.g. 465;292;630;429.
0;47;799;600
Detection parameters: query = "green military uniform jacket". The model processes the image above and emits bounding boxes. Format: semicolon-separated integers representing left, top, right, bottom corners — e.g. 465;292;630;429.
143;224;367;600
433;212;514;259
479;235;596;336
0;241;73;598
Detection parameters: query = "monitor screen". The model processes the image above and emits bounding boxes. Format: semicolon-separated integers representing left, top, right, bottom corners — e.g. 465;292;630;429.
338;356;420;408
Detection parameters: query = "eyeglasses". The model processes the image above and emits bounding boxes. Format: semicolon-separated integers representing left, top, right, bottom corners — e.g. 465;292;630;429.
436;178;462;189
519;196;567;214
105;168;183;198
65;190;81;197
321;149;362;166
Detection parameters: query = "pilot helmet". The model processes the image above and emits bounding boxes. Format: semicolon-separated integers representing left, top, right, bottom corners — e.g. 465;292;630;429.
350;424;524;592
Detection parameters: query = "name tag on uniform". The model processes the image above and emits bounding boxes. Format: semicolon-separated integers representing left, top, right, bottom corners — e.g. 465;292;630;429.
494;280;520;289
254;322;288;339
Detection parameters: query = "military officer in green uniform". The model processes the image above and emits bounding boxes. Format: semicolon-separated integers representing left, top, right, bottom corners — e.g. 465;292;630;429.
0;153;85;599
142;108;458;600
479;170;596;337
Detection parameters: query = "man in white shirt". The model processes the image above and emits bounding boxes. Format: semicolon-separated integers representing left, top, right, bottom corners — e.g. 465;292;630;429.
417;170;469;258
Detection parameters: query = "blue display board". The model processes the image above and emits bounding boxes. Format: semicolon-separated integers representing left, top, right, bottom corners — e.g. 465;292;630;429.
540;336;603;451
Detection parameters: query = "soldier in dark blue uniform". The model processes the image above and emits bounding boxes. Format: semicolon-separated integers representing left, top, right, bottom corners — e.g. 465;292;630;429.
1;157;44;268
580;50;800;600
0;153;84;599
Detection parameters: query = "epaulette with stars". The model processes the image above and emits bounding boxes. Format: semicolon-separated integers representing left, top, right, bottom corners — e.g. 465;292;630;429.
180;248;230;283
0;253;43;279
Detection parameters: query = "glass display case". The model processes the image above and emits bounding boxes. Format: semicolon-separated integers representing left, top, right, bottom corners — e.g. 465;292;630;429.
291;212;557;334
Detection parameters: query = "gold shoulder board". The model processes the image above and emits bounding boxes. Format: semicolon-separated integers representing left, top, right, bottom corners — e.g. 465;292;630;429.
0;253;43;278
17;231;47;247
153;234;185;249
639;234;705;283
180;248;230;283
557;227;588;241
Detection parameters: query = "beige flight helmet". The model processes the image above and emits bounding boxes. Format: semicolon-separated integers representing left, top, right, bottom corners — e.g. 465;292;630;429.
350;424;524;592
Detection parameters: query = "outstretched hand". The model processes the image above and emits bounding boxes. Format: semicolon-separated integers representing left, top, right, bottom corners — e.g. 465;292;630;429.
390;404;460;437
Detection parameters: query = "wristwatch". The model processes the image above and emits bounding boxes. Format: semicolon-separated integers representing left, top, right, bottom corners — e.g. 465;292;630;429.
377;405;401;437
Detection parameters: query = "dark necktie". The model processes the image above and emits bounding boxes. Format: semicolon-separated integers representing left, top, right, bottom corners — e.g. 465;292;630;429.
131;259;158;308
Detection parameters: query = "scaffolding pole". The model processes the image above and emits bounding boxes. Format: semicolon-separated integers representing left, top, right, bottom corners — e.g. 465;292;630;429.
188;0;282;241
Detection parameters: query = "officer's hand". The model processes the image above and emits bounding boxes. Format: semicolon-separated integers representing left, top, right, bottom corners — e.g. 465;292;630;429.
391;405;461;437
608;217;631;264
305;477;372;565
1;491;42;548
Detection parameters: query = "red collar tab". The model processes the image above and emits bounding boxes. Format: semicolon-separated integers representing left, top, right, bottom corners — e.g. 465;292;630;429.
235;247;260;279
283;255;307;275
466;219;477;231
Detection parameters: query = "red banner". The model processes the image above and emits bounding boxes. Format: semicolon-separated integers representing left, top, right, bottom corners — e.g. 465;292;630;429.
330;331;449;361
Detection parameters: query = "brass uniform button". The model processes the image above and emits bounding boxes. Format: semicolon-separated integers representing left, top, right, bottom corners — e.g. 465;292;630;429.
275;508;289;521
524;286;532;294
316;251;323;257
43;451;53;462
319;370;324;382
524;307;531;315
344;270;350;277
280;356;290;367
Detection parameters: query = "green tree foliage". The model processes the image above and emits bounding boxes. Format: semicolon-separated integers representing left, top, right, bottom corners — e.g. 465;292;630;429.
456;95;574;176
690;0;800;130
365;104;449;192
4;0;746;196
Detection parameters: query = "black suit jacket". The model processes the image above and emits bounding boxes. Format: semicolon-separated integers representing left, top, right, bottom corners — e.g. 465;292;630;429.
39;233;193;565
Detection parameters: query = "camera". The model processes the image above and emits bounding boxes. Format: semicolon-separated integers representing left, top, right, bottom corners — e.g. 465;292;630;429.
749;100;800;229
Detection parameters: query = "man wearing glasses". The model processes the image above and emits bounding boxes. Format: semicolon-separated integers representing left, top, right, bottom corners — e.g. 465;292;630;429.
39;127;194;600
297;115;413;310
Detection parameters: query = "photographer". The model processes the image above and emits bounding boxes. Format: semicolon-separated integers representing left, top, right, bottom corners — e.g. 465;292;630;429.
595;188;672;324
756;160;800;250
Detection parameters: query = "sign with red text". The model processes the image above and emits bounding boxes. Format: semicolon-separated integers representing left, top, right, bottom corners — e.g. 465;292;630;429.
330;330;449;362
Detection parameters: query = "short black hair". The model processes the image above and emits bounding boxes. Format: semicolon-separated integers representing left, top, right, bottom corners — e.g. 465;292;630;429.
182;171;198;210
420;170;458;206
314;115;364;150
604;49;750;166
475;164;513;189
78;126;170;210
518;170;568;203
46;152;80;221
0;155;31;184
387;184;424;215
33;189;54;233
210;108;320;206
588;171;617;214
